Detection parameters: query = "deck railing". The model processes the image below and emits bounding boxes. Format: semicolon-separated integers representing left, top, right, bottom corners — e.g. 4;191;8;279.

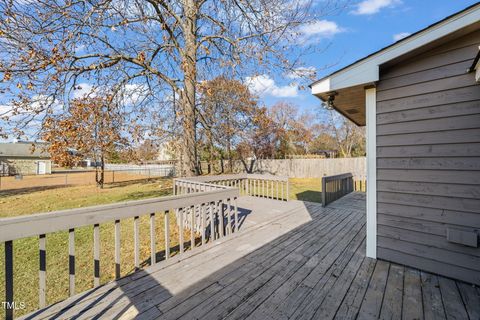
321;173;354;207
0;185;239;320
173;173;288;233
175;173;289;201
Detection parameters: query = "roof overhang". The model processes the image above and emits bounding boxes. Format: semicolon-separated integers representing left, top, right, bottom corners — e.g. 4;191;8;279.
311;3;480;126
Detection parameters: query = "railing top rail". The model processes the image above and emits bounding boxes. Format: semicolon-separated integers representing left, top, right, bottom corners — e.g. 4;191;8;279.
173;178;230;189
246;173;289;182
0;188;239;242
323;173;353;182
179;173;288;183
179;173;248;183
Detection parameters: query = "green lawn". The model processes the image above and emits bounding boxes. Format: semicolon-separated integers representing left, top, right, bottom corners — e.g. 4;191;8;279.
0;177;323;318
289;178;323;203
0;179;190;318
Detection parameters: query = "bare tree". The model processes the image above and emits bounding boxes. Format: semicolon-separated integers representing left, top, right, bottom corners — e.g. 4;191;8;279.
0;0;347;176
326;111;365;157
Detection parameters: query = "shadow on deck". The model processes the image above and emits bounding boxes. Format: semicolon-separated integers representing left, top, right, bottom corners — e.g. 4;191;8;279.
22;193;480;320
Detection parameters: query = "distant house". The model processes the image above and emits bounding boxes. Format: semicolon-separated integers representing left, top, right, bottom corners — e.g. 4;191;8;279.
0;142;52;175
311;4;480;284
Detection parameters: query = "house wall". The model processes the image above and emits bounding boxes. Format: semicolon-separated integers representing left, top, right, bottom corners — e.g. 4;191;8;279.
375;29;480;284
0;158;52;175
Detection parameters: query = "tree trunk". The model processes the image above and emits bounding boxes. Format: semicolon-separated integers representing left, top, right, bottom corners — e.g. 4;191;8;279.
227;138;232;173
95;155;105;188
180;0;199;177
206;126;215;174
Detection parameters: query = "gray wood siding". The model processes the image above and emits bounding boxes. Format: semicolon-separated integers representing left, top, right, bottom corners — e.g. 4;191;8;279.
376;29;480;285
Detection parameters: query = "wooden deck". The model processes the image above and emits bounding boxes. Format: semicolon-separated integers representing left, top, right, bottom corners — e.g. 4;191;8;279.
23;193;480;320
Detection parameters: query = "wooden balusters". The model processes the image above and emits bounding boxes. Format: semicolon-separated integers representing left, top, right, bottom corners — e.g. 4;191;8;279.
93;224;100;287
190;205;195;249
114;220;121;279
164;210;170;259
234;197;239;232
5;241;13;320
179;208;184;253
227;199;232;235
150;213;156;265
68;228;75;296
39;234;46;308
286;180;290;201
209;202;215;241
134;216;140;269
218;201;224;238
201;204;206;246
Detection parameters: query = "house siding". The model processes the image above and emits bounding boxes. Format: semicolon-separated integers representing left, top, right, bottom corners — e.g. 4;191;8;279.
0;158;52;175
376;29;480;285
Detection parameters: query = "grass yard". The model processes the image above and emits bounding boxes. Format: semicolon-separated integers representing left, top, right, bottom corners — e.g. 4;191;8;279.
288;178;323;203
0;176;327;318
0;170;158;193
0;178;185;318
0;178;173;218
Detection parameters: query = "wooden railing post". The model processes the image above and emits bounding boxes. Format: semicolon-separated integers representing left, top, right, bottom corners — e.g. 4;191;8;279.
201;204;206;246
179;208;184;253
234;197;238;232
150;213;156;265
218;201;224;238
134;216;140;269
227;199;232;235
164;210;170;259
68;228;75;296
114;220;121;279
286;179;290;201
5;240;13;320
39;234;46;307
190;205;195;249
322;176;327;207
209;202;215;241
93;225;100;287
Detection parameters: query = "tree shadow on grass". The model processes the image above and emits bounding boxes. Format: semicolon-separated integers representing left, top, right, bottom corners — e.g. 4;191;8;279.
104;177;171;189
117;189;173;202
295;190;323;204
0;185;72;198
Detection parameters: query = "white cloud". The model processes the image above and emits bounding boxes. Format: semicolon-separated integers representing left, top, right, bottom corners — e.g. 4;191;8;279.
298;20;344;44
286;67;317;80
351;0;402;15
122;83;149;106
245;75;298;98
393;32;411;41
72;83;95;99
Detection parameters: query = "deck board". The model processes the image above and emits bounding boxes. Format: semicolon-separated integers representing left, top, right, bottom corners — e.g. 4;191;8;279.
21;193;480;320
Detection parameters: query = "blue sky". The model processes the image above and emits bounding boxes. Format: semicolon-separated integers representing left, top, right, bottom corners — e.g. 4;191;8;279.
254;0;478;114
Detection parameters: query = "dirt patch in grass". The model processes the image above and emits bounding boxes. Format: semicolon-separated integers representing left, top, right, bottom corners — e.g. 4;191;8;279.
0;170;156;193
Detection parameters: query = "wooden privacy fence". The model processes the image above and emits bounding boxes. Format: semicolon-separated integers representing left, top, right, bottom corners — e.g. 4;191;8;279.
322;173;355;207
0;185;239;320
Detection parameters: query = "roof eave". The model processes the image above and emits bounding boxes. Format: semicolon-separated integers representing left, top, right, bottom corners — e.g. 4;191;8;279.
310;3;480;95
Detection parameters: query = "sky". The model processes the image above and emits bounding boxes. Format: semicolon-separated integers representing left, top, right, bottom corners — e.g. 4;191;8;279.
252;0;479;114
1;0;478;142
